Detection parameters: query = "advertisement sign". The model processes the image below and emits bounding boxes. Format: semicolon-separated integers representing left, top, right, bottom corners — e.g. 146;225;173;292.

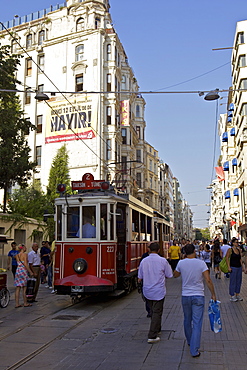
45;96;97;144
120;100;130;126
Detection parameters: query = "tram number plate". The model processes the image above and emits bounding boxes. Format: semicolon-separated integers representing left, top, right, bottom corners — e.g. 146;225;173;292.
107;246;114;252
71;286;84;293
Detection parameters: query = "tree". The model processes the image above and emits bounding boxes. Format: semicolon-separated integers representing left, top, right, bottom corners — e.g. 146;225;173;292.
0;45;36;212
46;144;72;202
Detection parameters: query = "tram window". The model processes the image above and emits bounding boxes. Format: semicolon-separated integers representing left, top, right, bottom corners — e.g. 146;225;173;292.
110;204;114;240
147;216;152;241
100;204;108;240
67;207;80;238
57;205;62;241
82;206;96;238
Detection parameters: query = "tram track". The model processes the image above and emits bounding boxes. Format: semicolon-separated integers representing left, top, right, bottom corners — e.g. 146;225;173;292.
1;295;119;370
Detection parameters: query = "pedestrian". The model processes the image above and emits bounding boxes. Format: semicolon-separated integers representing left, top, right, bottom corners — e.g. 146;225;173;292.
7;241;18;279
140;245;151;317
14;244;33;307
174;244;216;358
28;243;41;302
168;239;181;271
40;240;50;284
201;244;212;270
138;242;173;344
241;238;247;273
226;239;246;301
211;240;222;279
221;239;231;258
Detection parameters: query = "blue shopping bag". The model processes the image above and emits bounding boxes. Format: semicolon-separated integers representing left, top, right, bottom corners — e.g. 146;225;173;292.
208;299;222;333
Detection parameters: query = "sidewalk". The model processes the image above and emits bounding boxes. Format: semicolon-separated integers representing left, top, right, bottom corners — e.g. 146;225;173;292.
10;269;247;370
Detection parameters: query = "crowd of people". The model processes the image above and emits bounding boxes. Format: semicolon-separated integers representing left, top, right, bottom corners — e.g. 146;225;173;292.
138;237;247;358
7;240;55;308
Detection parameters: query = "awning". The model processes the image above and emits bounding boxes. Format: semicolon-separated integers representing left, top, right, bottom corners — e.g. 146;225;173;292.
222;132;228;142
223;161;229;171
230;127;236;136
228;111;233;118
224;190;230;199
228;103;234;111
233;188;239;196
215;167;225;181
227;117;232;123
232;158;237;166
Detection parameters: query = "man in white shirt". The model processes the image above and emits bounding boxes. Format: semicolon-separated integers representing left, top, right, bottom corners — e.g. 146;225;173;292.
138;242;173;344
221;239;231;257
28;243;41;301
174;244;216;358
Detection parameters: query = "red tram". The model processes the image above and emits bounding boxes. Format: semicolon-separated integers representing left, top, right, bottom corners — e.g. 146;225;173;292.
54;173;159;298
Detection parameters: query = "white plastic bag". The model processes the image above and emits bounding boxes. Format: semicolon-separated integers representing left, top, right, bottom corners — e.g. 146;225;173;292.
208;299;222;333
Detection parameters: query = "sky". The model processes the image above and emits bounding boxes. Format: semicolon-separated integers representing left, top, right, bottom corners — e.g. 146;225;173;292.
1;0;247;229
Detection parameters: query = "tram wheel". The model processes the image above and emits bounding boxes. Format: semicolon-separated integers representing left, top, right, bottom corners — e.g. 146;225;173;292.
0;288;10;308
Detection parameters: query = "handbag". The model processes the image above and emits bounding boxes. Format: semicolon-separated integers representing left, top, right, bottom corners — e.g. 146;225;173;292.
219;257;228;273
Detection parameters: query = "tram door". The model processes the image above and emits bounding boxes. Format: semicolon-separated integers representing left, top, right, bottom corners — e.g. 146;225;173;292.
116;202;127;273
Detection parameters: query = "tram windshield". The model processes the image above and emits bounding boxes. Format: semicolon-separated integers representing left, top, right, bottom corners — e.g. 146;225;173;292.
82;206;96;238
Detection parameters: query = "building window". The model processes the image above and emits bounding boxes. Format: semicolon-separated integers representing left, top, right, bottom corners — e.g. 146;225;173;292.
106;106;112;124
25;88;31;104
121;156;127;174
240;78;247;90
238;55;246;68
75;44;84;61
237;32;244;45
95;17;100;29
26;34;32;48
23;117;30;136
149;160;152;171
136;105;140;117
36;146;42;166
76;17;84;31
37;115;43;133
26;58;32;76
136;126;141;139
150;177;153;189
107;74;111;91
38;30;45;45
106;139;111;160
121;128;127;144
106;44;111;61
136;149;141;163
38;84;44;93
136;173;141;188
38;54;44;72
241;104;247;115
115;109;119;126
75;73;83;92
121;75;126;90
11;40;18;53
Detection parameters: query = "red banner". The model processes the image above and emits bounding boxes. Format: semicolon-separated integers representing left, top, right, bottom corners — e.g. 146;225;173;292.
215;167;225;181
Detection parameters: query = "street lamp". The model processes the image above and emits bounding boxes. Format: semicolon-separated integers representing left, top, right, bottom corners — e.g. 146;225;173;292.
35;92;50;101
204;89;220;101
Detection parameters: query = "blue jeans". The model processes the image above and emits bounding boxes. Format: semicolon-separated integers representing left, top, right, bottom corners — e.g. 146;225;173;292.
47;265;53;288
229;267;242;296
182;296;205;356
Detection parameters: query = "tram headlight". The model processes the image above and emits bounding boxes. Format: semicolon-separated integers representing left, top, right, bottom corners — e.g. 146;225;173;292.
73;258;88;274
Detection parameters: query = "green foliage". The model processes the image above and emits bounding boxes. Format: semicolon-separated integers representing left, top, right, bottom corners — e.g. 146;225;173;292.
8;187;52;219
201;227;210;241
0;45;36;212
46;144;72;202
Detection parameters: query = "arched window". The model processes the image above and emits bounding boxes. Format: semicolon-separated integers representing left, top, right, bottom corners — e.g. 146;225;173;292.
76;18;84;32
75;44;84;61
11;39;18;54
136;105;140;117
106;44;111;61
26;34;32;48
38;30;45;45
95;17;100;29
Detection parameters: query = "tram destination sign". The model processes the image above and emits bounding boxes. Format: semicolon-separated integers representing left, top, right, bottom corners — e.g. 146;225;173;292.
72;173;106;191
